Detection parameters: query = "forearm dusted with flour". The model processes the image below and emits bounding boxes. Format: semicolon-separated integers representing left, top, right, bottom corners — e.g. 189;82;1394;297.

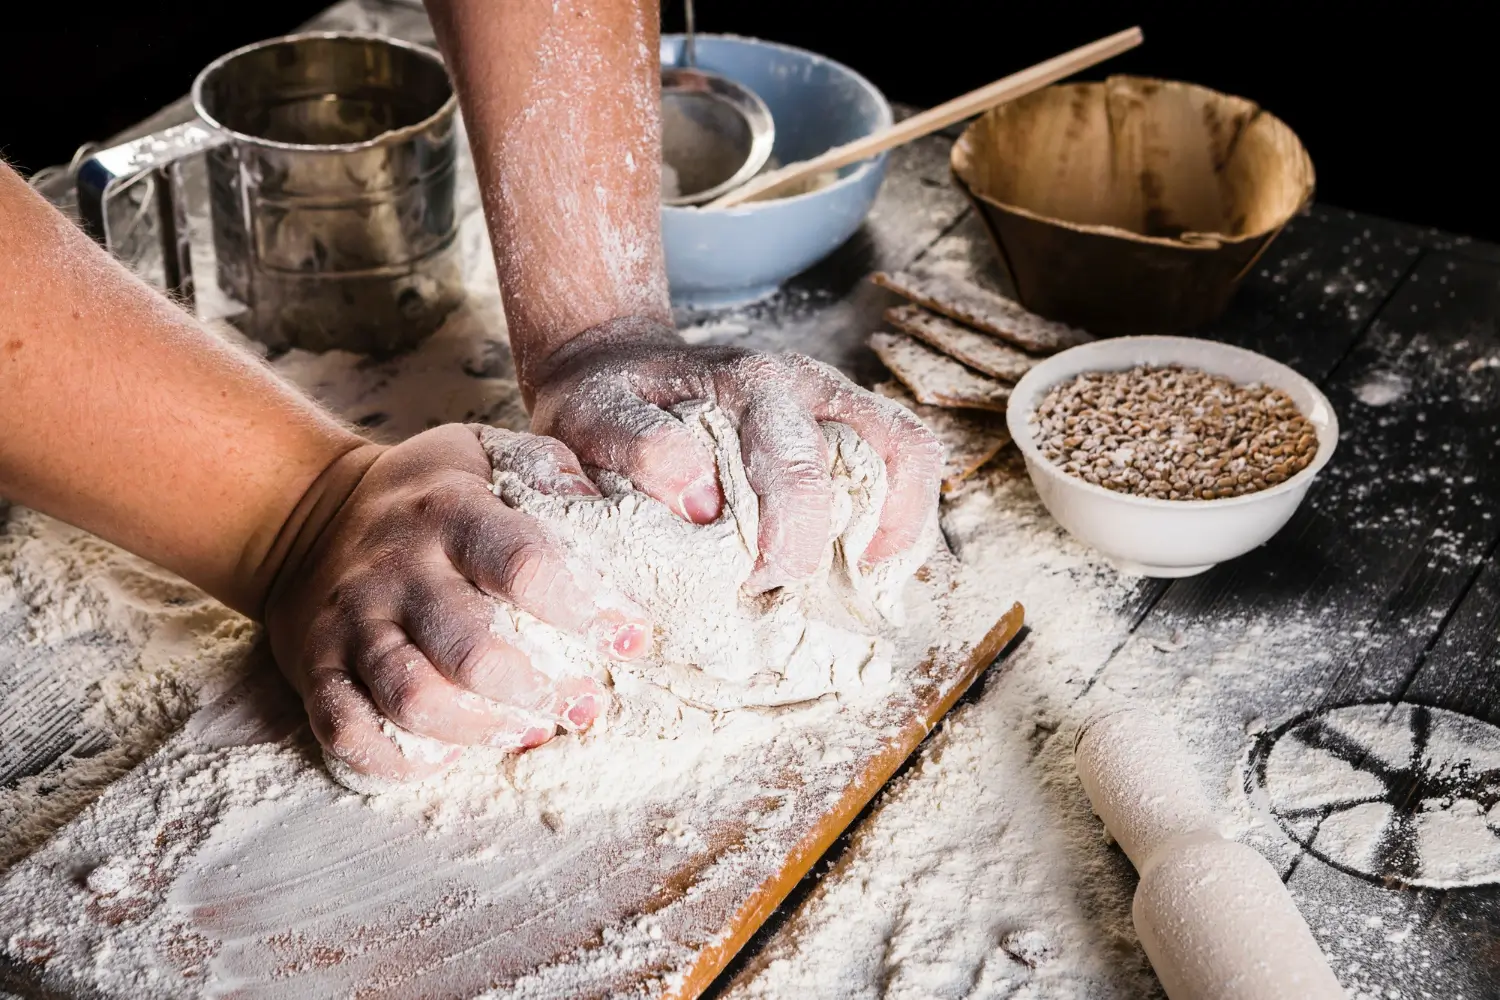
429;0;944;584
0;162;362;615
425;0;669;395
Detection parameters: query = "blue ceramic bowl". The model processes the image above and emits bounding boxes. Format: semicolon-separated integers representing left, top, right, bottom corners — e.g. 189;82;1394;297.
660;34;893;309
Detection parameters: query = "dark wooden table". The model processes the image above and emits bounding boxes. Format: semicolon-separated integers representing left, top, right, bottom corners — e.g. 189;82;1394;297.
701;202;1500;998
5;3;1500;997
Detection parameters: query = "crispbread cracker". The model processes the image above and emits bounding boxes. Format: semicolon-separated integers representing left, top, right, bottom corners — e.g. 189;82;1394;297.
884;304;1038;382
872;270;1093;354
867;332;1011;412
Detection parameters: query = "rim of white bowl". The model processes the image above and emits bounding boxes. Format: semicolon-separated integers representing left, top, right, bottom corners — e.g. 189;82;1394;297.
658;33;894;214
1005;335;1340;511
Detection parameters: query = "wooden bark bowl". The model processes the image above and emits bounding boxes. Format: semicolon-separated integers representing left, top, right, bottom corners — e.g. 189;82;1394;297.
951;75;1315;335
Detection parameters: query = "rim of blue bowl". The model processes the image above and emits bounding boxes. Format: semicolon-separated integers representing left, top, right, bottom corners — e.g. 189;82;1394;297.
659;33;893;215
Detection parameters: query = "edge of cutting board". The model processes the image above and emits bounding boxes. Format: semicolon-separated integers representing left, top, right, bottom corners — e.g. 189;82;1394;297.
671;601;1027;999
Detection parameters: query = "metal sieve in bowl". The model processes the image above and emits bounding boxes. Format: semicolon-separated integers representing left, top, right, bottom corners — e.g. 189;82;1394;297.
660;68;774;206
659;0;773;207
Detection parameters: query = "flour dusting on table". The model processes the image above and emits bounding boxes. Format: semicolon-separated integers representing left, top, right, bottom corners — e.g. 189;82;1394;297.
0;524;1013;998
0;510;253;870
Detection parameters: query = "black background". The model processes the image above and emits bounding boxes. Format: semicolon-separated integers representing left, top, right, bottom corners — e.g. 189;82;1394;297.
2;2;1492;240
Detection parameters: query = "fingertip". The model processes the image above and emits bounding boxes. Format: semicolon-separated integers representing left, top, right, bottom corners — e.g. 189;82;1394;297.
564;692;600;729
557;675;607;731
307;671;458;787
582;605;654;661
520;725;556;749
610;622;650;659
676;474;723;524
548;475;603;498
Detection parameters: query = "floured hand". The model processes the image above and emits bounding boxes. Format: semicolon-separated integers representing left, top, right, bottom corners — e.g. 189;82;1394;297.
527;319;944;592
262;426;650;786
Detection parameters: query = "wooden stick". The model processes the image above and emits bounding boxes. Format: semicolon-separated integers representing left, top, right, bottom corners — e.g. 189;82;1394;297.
705;26;1144;209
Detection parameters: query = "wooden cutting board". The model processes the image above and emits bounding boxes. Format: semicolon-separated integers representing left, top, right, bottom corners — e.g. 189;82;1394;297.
0;548;1022;999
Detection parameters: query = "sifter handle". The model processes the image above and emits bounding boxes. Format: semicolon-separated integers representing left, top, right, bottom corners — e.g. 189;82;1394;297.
75;121;229;306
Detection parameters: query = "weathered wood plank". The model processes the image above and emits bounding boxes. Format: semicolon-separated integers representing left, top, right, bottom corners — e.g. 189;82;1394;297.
1407;553;1500;720
1084;249;1500;999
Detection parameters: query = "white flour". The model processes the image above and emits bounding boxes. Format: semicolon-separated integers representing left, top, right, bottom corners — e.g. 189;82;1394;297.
1;437;1476;1000
482;404;934;711
0;509;253;870
724;458;1159;999
0;492;1004;998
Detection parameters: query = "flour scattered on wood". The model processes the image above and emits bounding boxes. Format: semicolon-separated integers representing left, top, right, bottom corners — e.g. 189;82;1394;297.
0;510;254;870
1353;369;1410;407
2;435;1464;999
0;506;1009;998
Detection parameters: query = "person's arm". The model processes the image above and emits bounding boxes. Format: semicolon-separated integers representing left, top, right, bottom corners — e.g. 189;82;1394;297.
0;163;645;781
0;164;356;613
427;0;944;590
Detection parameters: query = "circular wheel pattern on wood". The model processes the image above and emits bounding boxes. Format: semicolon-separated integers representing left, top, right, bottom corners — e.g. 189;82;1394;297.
1251;702;1500;888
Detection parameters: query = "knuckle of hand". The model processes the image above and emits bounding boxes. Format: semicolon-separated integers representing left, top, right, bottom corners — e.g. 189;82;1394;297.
536;435;582;470
786;353;846;386
435;633;498;689
782;455;833;493
309;677;367;762
413;478;473;521
728;351;787;385
370;654;433;727
498;540;563;601
504;434;571;477
625;421;694;476
324;717;368;764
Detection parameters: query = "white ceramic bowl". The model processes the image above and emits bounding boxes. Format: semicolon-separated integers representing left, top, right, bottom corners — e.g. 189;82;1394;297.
1005;336;1339;577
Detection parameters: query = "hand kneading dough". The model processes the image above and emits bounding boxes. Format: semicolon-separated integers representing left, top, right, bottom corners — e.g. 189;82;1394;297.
482;402;937;711
323;403;937;792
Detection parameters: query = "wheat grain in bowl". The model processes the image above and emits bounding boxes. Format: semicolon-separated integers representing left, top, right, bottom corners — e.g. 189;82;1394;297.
1004;336;1338;577
1031;365;1319;501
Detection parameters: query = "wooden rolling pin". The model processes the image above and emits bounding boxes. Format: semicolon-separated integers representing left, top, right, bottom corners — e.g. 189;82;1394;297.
706;26;1143;209
1074;705;1344;1000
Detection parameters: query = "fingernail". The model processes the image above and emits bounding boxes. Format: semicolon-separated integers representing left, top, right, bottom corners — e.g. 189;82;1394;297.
676;475;722;524
610;623;649;660
565;693;599;729
552;474;601;498
521;725;555;749
584;606;653;660
487;722;554;750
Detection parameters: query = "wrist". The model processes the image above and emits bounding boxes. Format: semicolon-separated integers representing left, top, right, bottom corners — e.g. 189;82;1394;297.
244;439;386;623
518;315;679;407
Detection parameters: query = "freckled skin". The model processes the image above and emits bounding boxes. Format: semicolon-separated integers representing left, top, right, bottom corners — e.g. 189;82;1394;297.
0;0;940;785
